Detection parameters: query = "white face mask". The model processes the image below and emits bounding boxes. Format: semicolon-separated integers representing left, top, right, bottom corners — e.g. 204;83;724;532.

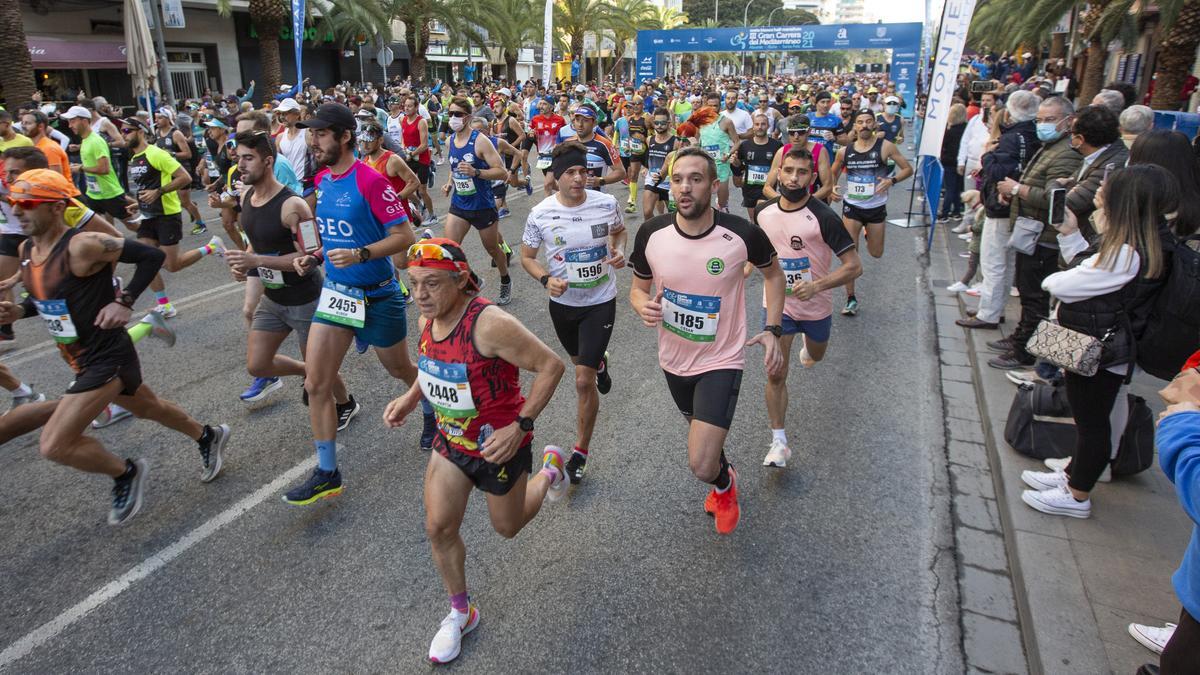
448;116;465;132
885;104;899;114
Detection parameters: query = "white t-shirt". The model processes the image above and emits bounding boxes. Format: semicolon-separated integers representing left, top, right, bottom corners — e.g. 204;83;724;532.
721;107;753;135
521;190;625;307
276;128;310;180
385;113;405;148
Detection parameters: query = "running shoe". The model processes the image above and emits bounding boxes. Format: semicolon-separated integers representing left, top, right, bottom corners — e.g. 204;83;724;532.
491;242;513;268
425;213;438;226
153;302;178;319
964;285;982;297
336;395;361;432
198;424;230;483
1021;485;1091;518
565;451;587;484
497;281;512;306
763;438;791;468
141;311;176;347
525;180;533;196
946;281;969;293
1021;469;1068;491
542;445;568;502
240;376;282;403
596;351;612;395
283;467;343;505
841;297;859;316
11;389;45;410
1129;622;1176;655
207;235;227;258
428;605;480;664
191;222;208;236
498;207;511;219
109;458;148;526
420;228;434;240
710;467;740;534
420;410;437;451
625;201;636;213
93;403;133;429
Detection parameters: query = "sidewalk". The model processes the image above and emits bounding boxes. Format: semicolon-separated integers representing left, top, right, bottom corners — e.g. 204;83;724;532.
929;220;1190;674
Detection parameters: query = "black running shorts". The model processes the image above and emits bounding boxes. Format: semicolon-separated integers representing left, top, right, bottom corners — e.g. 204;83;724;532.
663;368;743;430
0;233;27;257
842;203;888;225
67;348;143;396
437;440;533;496
136;213;183;246
548;298;615;370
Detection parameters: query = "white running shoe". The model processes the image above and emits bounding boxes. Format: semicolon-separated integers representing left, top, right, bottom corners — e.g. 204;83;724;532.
957;232;972;240
428;605;480;664
798;346;816;368
542;445;568;503
763;438;792;468
141;311;176;347
1021;469;1068;491
946;281;969;293
93;403;134;429
964;285;982;297
207;235;227;258
1006;369;1048;387
1128;622;1176;654
153;302;178;319
1044;456;1071;472
1022;485;1091;518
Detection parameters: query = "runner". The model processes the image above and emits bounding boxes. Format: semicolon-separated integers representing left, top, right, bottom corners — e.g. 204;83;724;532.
763;115;835;203
693;105;738;212
121;115;227;319
641;107;680;221
358;120;420;213
62;107;131;230
731;112;783;223
490;103;528;218
628;146;786;534
0;169;229;525
223;130;360;427
829;110;913;315
552;103;624;195
520;141;626;484
151;108;205;234
806;91;846;157
875;96;905;145
752;146;862;467
400;95;438;224
381;238;566;664
20;110;71;180
283;102;416;504
529;97;566;195
274;98;312;193
616;99;648;214
441;96;514;305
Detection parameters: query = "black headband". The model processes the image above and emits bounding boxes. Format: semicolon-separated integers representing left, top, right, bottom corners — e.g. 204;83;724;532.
551;148;587;180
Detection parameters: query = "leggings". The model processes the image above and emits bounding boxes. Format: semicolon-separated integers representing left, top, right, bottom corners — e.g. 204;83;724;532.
1063;369;1128;492
1162;606;1200;674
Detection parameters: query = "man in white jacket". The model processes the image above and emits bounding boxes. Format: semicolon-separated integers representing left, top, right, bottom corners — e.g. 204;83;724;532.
954;92;998;234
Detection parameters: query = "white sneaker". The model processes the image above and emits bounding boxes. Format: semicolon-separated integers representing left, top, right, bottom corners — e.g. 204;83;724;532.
957;232;973;240
946;281;969;293
1021;469;1068;491
1128;622;1176;654
153;302;178;319
542;445;568;502
93;403;134;429
964;285;982;297
951;221;970;234
798;346;816;368
428;605;480;664
1006;369;1047;387
1010;286;1020;297
1022;485;1091;518
141;311;176;347
207;235;227;258
763;438;792;468
1044;456;1071;472
1098;463;1113;483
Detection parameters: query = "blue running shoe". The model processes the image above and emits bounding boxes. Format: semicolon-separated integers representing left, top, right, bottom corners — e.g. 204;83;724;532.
525;180;533;196
240;377;282;402
497;207;511;219
283;467;343;505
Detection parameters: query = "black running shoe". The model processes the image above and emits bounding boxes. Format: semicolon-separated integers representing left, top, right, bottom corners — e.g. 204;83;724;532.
565;452;587;484
596;351;611;395
336;395;361;431
420;410;437;451
109;458;148;525
197;424;230;483
283;467;343;505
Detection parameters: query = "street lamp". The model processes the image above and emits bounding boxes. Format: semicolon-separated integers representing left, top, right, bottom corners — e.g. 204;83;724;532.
740;0;753;74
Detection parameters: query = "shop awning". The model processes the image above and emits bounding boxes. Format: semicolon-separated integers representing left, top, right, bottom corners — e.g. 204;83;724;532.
28;37;128;70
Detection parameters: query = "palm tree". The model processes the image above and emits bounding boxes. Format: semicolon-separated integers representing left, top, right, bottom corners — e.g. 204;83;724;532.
478;0;540;82
1150;0;1200;109
603;0;660;79
393;0;486;84
0;0;36;105
217;0;292;94
315;0;394;48
555;0;618;81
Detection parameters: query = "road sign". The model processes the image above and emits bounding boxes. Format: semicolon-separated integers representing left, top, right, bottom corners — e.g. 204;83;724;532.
377;46;395;67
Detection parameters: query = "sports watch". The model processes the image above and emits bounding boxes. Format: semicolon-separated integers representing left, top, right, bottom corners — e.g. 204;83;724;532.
764;324;783;338
517;416;535;432
358;246;372;262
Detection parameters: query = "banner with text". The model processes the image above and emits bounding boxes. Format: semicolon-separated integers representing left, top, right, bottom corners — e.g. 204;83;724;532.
542;0;554;87
292;0;304;88
917;0;978;157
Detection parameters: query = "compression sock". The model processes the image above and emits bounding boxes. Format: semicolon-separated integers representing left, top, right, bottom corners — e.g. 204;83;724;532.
629;182;638;202
450;591;469;613
127;321;153;343
573;445;588;457
712;452;732;492
155;291;170;307
771;429;787;446
315;439;337;472
198;241;220;256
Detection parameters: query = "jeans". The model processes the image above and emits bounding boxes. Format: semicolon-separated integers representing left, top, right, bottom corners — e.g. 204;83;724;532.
940;170;964;217
1063;369;1128;493
976;217;1016;324
1011;245;1060;360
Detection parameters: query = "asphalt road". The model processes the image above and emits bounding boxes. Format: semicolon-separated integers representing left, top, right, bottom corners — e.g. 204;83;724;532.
0;157;961;673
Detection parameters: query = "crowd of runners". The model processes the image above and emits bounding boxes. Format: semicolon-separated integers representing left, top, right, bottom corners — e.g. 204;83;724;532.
0;70;912;664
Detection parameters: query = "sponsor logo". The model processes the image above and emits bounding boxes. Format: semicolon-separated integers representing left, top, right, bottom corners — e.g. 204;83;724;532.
876;27;887;38
641;56;653;64
837;27;847;40
706;257;724;275
335;192;352;208
790;235;805;250
730;32;747;49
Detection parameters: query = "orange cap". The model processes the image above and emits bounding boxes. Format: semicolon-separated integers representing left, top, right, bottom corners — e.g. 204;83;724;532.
9;169;80;201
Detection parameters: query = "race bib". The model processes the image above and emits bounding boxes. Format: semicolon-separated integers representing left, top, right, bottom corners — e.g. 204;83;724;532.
619;138;631;154
417;355;478;419
258;266;285;289
746;165;769;186
536;155;552;170
780;257;812;294
702;144;721;160
846;174;876;201
33;298;78;344
315;280;365;328
84;173;99;194
564;245;609;288
452;172;476;196
628;138;646;154
661;288;719;342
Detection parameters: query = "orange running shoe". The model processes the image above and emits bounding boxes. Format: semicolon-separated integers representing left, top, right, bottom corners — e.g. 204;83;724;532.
712;467;740;534
704;489;718;516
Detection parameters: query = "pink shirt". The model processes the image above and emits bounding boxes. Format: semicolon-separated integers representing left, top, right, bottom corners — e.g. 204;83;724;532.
630;210;776;376
755;197;855;321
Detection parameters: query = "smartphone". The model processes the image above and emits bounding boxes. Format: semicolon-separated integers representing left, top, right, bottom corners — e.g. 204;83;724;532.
970;80;994;93
1048;187;1067;227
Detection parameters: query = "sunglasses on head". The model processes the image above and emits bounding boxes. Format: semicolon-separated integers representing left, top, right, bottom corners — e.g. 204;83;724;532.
408;241;463;264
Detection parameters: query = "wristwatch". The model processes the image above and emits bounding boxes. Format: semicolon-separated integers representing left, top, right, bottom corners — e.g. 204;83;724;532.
517;416;535;432
116;291;136;309
764;324;783;338
539;274;550;287
358;246;372;262
1009;182;1021;197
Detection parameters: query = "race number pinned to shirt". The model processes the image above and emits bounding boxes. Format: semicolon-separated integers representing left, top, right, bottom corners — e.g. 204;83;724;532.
628;138;646;154
746;165;769;186
258;266;285;289
33;299;78;344
702;144;721;160
536;155;552;170
84;174;99;194
417;355;478;418
452;171;476;196
564;245;609;288
846;174;877;202
780;257;812;294
315;279;365;328
662;288;720;342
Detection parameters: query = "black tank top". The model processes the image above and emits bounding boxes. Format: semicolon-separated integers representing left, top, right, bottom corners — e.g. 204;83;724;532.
240;185;322;305
155;129;177;153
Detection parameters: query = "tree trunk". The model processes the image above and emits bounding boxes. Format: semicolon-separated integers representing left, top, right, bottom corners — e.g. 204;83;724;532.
1050;33;1066;61
571;33;584;80
258;19;284;95
406;17;430;84
506;53;518;83
0;0;36;106
1078;38;1107;104
1150;0;1200;110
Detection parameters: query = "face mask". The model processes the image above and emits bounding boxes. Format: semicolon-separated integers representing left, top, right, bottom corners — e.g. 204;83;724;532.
1036;122;1064;142
885;104;899;114
779;183;809;202
448;116;464;132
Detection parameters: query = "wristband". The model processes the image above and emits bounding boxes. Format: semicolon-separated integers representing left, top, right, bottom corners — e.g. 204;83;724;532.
313;250;325;263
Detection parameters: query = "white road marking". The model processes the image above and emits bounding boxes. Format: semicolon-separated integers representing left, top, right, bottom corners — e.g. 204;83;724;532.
0;455;317;669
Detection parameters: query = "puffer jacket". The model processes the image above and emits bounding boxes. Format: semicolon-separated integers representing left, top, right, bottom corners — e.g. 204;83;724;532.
1009;135;1083;244
981;119;1040;219
1064;142;1129;225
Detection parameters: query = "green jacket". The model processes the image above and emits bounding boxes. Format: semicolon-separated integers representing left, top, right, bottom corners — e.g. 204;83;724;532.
1009;135;1082;244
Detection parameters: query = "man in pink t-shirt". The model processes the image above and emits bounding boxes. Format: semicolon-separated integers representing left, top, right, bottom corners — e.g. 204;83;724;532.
629;147;785;535
753;146;862;469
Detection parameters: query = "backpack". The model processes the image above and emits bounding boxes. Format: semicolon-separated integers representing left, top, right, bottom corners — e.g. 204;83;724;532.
1004;381;1075;460
1137;235;1200;381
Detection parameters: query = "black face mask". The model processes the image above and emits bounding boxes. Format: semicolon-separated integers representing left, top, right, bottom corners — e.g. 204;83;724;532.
778;183;809;202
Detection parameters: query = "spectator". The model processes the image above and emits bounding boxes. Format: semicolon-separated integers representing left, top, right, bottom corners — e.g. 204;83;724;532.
989;95;1082;369
1092;89;1127;116
1020;164;1175;519
956;92;998;196
1064;105;1127;229
1119;105;1155;148
957;89;1041;330
1104;81;1139;109
1130;129;1200;237
940;104;968;222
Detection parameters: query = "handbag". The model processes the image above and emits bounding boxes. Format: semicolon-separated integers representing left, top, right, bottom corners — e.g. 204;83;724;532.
1008;216;1044;255
1025;319;1108;377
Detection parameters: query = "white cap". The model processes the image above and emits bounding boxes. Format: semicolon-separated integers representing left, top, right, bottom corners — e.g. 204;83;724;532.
884;95;901;104
279;84;292;91
1022;52;1033;58
354;108;375;118
574;84;586;93
60;105;92;120
497;87;512;98
154;106;174;121
276;97;302;113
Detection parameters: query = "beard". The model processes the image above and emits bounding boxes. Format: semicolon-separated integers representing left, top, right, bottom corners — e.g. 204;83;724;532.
677;194;710;220
313;142;343;168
